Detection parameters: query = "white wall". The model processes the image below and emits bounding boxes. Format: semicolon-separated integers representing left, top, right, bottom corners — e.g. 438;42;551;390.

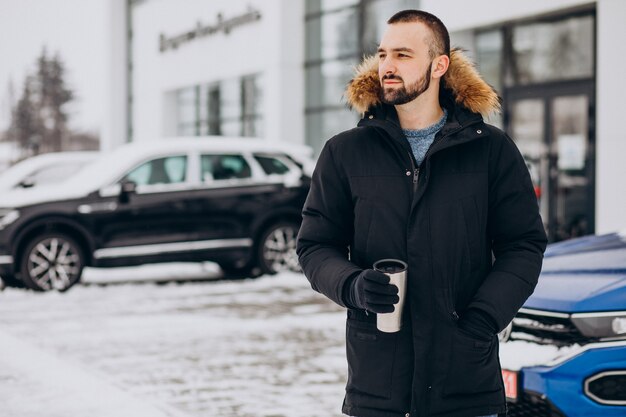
130;0;304;144
269;0;305;145
102;0;128;151
596;0;626;233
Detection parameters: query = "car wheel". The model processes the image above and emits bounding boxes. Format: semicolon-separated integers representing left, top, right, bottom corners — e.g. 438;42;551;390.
257;221;301;275
19;233;85;292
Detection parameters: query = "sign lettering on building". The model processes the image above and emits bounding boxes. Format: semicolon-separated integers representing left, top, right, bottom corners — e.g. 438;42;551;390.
159;6;262;53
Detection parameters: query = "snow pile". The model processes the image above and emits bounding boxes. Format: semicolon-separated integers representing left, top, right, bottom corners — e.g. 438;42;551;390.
499;340;582;371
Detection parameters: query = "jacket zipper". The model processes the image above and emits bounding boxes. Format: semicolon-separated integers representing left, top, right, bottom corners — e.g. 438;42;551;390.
407;121;480;206
390;118;483;413
407;151;419;194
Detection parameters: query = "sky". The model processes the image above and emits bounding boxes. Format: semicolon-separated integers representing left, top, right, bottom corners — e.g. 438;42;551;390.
0;0;107;135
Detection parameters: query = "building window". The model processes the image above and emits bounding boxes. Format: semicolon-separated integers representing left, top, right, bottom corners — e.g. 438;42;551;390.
476;13;595;90
176;87;197;136
474;10;596;241
207;84;221;135
173;74;263;138
362;0;416;55
241;75;263;137
306;7;360;63
304;0;418;156
475;30;503;94
509;15;594;86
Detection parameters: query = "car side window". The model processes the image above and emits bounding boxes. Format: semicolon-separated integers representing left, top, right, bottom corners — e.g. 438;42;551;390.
123;155;187;185
201;154;251;182
253;155;291;175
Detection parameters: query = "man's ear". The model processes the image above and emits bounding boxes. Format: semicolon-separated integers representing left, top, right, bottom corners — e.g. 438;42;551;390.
431;55;450;79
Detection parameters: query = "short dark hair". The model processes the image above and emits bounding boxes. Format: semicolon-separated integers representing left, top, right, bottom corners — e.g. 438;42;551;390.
387;10;450;59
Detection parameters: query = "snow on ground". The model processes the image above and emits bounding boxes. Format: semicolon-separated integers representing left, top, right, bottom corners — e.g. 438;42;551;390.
0;332;183;417
0;265;581;416
81;262;223;284
0;269;347;417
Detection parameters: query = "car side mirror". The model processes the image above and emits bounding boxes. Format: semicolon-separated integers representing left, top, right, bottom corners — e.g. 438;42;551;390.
118;180;137;204
98;180;137;200
121;180;137;194
18;177;36;188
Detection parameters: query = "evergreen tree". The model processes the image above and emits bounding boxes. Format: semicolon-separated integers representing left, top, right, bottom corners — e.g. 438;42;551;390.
10;76;40;153
7;48;74;155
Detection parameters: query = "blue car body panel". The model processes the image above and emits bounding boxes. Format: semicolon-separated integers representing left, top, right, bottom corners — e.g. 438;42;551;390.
504;232;626;417
525;272;626;312
521;344;626;416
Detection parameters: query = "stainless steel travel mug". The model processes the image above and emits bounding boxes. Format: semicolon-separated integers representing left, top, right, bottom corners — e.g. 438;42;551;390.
373;259;408;333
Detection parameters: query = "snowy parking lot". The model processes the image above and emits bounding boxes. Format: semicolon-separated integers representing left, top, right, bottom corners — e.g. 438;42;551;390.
0;264;575;417
0;267;347;417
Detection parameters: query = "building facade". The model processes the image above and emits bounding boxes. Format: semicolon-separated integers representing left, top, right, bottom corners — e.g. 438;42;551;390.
106;0;305;149
104;0;625;238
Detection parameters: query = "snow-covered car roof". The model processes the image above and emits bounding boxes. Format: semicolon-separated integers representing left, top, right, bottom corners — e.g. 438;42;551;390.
66;137;314;192
0;138;315;208
0;151;100;191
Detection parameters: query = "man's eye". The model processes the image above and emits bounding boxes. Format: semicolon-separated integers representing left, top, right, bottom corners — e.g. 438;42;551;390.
398;54;408;58
378;54;386;59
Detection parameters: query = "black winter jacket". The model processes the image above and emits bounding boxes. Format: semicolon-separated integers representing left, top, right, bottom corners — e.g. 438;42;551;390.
296;50;547;417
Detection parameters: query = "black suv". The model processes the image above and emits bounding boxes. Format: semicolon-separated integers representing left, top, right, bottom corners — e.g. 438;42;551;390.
0;138;313;291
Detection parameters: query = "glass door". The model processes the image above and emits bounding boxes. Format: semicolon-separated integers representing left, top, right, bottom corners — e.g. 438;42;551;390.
508;90;594;242
550;95;594;241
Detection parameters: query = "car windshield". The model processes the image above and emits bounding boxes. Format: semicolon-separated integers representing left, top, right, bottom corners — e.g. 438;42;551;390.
0;153;97;190
25;162;91;187
62;148;145;192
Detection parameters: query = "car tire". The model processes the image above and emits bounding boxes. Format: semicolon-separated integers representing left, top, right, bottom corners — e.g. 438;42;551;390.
19;233;85;292
256;221;301;275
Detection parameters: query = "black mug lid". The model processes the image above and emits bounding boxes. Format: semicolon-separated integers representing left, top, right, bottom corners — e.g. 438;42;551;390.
373;258;407;274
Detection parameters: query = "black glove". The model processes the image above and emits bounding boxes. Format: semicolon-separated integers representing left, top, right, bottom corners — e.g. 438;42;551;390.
343;269;399;313
458;308;498;341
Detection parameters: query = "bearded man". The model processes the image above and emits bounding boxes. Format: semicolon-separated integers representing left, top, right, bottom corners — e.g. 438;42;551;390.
296;9;547;417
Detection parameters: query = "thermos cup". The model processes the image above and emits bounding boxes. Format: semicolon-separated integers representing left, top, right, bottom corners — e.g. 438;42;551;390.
373;259;408;333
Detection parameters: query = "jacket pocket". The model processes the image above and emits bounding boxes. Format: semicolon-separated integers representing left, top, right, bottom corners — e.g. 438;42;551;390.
345;317;398;399
442;326;502;397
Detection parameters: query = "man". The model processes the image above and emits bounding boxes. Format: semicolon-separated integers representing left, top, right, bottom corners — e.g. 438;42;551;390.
296;9;547;417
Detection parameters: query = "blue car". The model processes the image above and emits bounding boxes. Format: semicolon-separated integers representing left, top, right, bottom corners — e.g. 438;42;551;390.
498;231;626;416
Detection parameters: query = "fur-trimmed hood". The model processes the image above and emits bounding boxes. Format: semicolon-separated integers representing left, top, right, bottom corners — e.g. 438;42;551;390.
345;48;500;117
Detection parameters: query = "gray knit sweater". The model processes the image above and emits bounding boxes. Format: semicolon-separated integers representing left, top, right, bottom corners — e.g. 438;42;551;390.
403;108;448;167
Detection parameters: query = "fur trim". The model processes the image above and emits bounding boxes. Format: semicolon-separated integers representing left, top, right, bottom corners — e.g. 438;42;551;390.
344;48;500;117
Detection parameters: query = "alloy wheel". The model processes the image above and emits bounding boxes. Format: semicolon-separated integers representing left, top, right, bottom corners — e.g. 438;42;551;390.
23;235;83;291
260;223;300;274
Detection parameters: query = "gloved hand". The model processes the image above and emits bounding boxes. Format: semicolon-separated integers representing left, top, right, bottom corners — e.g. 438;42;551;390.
344;269;399;313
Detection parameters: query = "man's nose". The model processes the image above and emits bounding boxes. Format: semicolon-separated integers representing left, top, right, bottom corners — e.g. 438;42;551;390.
380;57;396;76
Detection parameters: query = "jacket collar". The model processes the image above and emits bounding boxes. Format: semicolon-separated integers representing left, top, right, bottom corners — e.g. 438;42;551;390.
345;48;501;118
358;100;487;155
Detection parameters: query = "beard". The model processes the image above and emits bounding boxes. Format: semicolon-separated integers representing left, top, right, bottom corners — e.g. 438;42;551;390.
379;63;432;105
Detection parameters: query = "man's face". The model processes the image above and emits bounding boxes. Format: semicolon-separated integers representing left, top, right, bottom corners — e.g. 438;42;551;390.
377;22;434;105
